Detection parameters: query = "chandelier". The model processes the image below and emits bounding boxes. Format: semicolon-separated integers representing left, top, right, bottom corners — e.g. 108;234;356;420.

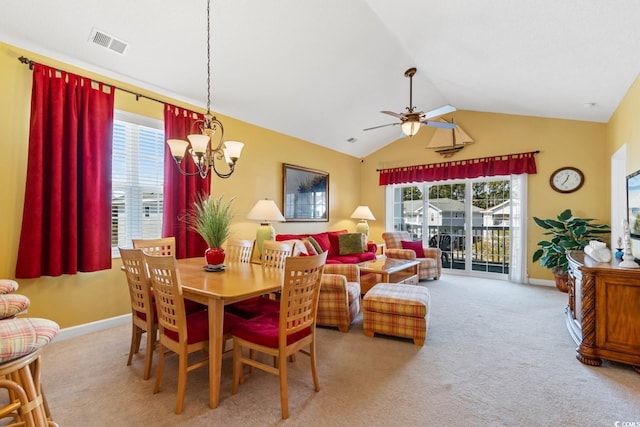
166;0;243;179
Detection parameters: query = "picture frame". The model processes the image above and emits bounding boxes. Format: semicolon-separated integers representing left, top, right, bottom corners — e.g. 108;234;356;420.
282;163;329;222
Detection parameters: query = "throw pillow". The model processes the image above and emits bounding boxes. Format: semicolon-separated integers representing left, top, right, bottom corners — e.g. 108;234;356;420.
306;236;323;254
310;233;332;253
401;240;425;258
281;239;308;256
301;238;319;255
338;233;367;255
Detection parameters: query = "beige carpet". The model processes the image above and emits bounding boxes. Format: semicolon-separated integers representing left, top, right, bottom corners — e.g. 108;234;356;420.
38;275;640;426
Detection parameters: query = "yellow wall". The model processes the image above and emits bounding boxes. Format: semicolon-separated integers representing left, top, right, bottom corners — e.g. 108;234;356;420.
0;42;361;328
361;110;609;280
3;38;640;327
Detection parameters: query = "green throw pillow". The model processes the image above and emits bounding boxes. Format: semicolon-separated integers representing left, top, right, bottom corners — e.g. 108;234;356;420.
307;236;323;254
338;233;367;255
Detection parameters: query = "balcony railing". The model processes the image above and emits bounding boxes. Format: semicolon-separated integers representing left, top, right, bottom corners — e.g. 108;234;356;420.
424;226;510;274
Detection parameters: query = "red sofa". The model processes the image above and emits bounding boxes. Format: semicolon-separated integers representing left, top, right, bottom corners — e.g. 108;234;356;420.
276;230;377;264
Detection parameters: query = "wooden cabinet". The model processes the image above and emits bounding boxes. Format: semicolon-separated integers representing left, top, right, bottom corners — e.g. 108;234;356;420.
566;251;640;372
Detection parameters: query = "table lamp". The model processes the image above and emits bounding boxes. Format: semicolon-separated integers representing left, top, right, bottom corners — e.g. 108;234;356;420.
247;199;286;256
350;206;375;240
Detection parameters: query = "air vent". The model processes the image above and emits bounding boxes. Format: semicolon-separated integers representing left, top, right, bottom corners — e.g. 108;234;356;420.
88;28;128;55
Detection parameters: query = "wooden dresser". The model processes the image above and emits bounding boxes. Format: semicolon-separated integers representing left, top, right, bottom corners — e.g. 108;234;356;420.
566;250;640;372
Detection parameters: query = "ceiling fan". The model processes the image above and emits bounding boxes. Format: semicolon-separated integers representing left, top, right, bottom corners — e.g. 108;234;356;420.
363;67;457;136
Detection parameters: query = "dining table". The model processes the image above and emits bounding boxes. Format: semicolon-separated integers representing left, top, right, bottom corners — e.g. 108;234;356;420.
176;257;283;409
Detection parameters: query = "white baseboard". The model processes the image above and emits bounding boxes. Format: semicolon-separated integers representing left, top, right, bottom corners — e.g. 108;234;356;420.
53;314;131;342
528;278;556;288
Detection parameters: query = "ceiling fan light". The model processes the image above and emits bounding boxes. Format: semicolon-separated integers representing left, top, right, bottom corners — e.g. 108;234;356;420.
401;120;421;137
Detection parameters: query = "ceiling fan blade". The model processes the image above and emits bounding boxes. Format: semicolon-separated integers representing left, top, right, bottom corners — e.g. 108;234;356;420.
422;104;456;119
380;110;404;119
422;120;456;130
363;122;400;131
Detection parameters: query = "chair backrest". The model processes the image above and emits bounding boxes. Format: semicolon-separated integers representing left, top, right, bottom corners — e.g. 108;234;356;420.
262;240;293;270
279;252;327;344
119;248;154;321
382;231;411;250
226;239;254;264
133;237;176;257
143;254;186;343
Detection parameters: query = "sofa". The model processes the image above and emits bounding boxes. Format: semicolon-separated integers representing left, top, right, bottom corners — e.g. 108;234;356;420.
276;230;377;264
382;231;442;280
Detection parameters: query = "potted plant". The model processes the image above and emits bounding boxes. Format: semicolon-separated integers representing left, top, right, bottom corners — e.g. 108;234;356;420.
532;209;610;292
186;193;236;267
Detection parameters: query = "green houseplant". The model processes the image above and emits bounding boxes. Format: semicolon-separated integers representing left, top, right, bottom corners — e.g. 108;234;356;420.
186;193;236;266
532;209;610;291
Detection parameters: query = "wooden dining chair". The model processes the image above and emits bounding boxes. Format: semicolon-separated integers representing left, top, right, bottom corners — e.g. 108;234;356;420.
132;237;176;256
119;248;157;381
261;240;293;271
143;254;242;414
231;251;328;419
133;237;207;314
226;239;254;264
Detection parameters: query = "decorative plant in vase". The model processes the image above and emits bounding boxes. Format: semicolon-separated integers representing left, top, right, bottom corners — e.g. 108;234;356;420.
532;208;610;292
186;193;236;268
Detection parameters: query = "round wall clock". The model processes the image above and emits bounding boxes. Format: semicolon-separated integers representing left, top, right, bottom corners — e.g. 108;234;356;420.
549;167;584;193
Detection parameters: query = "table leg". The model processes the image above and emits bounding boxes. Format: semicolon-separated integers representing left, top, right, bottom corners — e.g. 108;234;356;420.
208;298;225;409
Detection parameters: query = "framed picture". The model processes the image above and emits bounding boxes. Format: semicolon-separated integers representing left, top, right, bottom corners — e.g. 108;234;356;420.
283;163;329;222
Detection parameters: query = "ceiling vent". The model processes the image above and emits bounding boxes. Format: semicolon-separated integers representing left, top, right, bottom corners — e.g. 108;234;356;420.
88;28;128;55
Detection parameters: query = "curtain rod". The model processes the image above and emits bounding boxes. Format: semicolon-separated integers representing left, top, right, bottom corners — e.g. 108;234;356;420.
375;150;540;172
18;55;168;106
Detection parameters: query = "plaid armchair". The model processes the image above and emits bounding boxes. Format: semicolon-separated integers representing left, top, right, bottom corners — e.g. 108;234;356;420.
317;264;361;332
382;232;442;280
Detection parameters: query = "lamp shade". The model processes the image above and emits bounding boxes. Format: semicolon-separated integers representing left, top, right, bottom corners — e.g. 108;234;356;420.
247;199;286;223
167;139;189;160
350;206;375;221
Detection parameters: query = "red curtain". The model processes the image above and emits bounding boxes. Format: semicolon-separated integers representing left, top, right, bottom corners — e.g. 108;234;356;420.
15;64;115;278
378;151;538;185
162;104;211;259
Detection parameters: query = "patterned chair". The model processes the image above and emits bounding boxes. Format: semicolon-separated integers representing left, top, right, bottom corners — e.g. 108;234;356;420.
382;231;442;280
317;264;361;332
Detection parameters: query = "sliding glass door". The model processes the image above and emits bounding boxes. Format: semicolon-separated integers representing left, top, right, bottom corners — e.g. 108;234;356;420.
387;177;512;277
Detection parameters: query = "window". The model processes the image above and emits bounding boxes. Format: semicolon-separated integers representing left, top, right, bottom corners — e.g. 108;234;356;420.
111;111;165;256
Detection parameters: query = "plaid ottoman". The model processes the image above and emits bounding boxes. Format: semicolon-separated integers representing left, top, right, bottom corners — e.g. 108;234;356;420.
362;283;430;346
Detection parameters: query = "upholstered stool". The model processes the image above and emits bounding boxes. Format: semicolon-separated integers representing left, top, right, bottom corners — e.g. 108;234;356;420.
0;280;19;295
362;283;430;346
0;318;60;426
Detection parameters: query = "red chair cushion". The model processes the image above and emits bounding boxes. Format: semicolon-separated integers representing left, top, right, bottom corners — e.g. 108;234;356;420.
401;240;425;258
231;311;311;348
164;311;243;344
225;297;279;319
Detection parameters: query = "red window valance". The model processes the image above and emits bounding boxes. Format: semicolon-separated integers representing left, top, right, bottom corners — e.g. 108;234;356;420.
378;151;538;185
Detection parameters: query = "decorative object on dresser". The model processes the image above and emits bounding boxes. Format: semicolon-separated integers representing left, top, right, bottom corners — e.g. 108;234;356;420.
566;251;640;373
532;209;610;292
619;218;639;269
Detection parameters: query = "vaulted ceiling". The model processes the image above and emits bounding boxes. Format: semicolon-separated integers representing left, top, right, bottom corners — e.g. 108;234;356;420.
2;0;640;158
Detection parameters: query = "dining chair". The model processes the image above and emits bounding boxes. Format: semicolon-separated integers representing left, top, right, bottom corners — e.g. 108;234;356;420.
224;239;279;319
261;240;293;271
132;237;175;256
119;248;157;380
226;238;254;264
143;253;243;414
133;237;207;315
231;251;328;419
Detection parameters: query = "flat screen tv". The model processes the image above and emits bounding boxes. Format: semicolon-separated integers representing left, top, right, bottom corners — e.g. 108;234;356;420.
626;169;640;259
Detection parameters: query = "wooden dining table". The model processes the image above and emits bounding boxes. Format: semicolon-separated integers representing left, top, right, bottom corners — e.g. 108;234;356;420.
176;257;283;409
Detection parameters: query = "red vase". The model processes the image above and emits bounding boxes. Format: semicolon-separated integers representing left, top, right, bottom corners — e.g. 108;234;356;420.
205;248;225;267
